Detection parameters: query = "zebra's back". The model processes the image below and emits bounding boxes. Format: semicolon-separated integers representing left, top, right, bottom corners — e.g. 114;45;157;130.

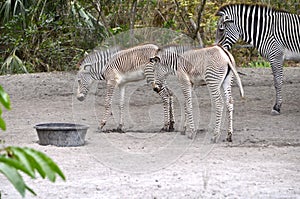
104;44;159;76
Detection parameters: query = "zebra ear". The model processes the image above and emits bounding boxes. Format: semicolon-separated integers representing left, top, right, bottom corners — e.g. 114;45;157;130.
150;56;160;63
224;16;233;23
83;64;91;71
216;11;223;16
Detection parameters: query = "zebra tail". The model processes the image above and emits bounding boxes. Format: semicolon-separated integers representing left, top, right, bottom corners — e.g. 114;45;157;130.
219;45;244;99
228;62;245;99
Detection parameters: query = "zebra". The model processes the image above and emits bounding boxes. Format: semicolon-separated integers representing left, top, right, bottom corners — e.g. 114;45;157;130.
77;44;175;132
215;3;300;114
145;45;244;142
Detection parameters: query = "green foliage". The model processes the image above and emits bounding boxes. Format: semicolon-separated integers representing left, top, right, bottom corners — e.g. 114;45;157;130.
0;0;299;74
0;0;107;74
0;85;11;131
0;146;66;197
1;48;28;74
0;86;65;197
243;56;271;68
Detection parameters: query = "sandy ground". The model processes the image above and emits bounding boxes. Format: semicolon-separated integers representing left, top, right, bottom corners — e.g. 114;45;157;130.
0;67;299;199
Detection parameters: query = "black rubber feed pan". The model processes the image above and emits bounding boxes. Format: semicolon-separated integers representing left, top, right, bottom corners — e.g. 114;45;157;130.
34;123;89;147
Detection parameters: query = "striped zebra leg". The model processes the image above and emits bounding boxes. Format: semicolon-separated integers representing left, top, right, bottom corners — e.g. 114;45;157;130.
167;87;175;131
157;86;175;132
222;71;234;142
99;83;115;130
117;84;126;133
207;81;224;143
145;65;175;131
269;56;284;115
179;79;195;139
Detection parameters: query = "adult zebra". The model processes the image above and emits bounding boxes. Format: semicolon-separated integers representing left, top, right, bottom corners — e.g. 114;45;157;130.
215;4;300;114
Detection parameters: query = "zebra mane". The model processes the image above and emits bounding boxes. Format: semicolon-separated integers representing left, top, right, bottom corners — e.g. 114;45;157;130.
216;3;291;16
108;43;159;59
158;44;195;54
77;46;121;69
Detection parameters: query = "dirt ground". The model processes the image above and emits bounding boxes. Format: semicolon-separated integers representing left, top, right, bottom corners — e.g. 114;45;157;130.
0;67;299;199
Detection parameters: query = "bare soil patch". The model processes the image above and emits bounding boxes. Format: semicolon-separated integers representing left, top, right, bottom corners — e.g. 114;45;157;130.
0;67;299;198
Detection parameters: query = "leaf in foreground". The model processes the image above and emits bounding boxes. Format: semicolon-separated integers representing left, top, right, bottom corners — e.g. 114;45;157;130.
0;147;66;197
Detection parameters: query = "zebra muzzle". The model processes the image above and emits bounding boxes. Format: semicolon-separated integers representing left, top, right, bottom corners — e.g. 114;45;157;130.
77;93;86;101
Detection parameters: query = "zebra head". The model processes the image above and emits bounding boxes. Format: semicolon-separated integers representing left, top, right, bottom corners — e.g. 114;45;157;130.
76;47;120;101
76;63;93;101
145;56;164;93
215;12;240;50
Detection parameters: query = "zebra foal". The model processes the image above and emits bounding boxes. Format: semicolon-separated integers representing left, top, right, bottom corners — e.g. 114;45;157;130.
145;45;244;142
77;46;121;101
77;44;175;132
216;4;300;114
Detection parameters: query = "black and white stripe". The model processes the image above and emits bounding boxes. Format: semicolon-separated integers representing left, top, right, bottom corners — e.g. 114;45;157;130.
145;45;244;141
216;4;300;114
78;44;177;132
77;46;121;100
144;45;195;132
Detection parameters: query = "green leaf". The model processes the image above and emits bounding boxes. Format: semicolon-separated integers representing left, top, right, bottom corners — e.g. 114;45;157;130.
13;53;28;73
0;162;27;197
0;156;35;178
5;147;36;178
0;85;11;110
0;146;65;197
0;117;6;131
22;148;46;179
23;148;66;181
24;184;37;196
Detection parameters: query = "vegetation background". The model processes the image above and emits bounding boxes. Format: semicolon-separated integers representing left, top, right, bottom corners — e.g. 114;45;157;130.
0;0;299;75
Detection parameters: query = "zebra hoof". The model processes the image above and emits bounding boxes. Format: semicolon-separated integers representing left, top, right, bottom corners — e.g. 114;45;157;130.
226;136;232;142
97;126;104;131
99;121;106;129
180;131;186;135
226;132;233;142
160;126;169;132
271;104;281;115
116;125;125;133
96;127;103;133
271;109;280;115
210;136;218;143
168;127;175;132
210;138;217;143
77;95;85;101
187;132;195;139
169;122;175;132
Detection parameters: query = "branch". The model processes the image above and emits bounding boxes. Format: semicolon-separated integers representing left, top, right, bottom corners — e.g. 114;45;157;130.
90;0;112;37
192;0;206;46
190;18;203;47
173;0;193;34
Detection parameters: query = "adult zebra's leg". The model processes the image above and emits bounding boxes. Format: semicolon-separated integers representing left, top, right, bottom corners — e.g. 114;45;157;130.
222;71;234;142
117;84;126;133
269;56;284;115
99;82;115;130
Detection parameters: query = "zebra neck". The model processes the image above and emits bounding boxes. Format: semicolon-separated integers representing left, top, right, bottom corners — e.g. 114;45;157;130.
237;5;273;48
